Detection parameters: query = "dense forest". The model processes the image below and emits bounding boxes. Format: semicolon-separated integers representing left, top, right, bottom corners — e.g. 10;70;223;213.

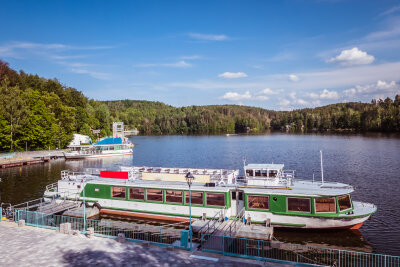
0;59;399;151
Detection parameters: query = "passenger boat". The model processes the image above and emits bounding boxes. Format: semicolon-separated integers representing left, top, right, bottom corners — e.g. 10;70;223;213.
44;159;377;230
64;122;134;159
63;137;133;159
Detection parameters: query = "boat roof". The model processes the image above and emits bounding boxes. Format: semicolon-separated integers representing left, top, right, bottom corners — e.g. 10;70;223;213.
246;164;284;170
61;172;354;196
94;137;123;145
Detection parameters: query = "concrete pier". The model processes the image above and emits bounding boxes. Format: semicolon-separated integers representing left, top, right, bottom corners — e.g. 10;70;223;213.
0;221;292;266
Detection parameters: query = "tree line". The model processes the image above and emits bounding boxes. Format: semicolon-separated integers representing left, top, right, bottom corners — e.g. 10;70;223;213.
0;59;399;151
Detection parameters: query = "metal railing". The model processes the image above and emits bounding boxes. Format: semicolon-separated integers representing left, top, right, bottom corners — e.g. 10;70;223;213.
15;210;187;249
196;207;226;238
201;234;400;267
226;207;246;237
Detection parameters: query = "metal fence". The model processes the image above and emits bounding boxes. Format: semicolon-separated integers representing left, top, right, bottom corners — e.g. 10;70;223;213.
201;234;400;267
15;210;187;249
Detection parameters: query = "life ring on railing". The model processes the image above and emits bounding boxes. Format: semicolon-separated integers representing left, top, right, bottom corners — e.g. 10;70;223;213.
80;202;91;208
92;202;102;210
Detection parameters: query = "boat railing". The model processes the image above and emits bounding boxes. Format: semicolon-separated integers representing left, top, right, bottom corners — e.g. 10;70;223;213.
45;182;58;192
61;170;94;181
197;207;226;238
227;207;246;237
281;170;295;186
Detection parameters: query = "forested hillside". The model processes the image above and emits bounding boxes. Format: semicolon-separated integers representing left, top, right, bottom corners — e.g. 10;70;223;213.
0;60;399;151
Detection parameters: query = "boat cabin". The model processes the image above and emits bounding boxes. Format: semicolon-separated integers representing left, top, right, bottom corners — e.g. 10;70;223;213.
244;164;294;187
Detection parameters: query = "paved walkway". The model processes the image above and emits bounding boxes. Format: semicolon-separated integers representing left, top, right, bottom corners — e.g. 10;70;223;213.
0;222;293;267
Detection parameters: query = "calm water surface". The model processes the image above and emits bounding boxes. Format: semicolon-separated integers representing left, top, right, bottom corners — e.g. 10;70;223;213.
1;134;399;255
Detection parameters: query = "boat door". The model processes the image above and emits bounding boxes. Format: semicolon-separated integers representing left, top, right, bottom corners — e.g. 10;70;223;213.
230;190;244;216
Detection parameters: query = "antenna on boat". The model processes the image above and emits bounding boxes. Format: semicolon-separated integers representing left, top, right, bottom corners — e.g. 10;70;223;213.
320;150;324;185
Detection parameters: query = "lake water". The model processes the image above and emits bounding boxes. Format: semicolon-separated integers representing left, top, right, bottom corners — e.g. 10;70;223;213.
1;134;399;256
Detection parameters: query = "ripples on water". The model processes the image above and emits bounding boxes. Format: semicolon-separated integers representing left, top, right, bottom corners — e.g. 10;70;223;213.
1;133;399;255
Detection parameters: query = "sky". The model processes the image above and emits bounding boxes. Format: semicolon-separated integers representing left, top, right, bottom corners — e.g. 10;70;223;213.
1;0;400;110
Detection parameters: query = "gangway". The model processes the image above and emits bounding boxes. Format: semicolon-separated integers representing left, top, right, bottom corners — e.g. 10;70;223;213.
200;207;246;252
5;189;81;219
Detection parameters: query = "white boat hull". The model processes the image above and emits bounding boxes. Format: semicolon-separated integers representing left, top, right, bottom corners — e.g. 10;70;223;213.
64;149;133;159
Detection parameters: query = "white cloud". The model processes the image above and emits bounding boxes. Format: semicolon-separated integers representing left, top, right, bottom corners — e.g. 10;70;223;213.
254;95;269;101
296;99;309;105
289;92;296;100
320;89;339;99
312;100;321;106
344;80;400;99
221;91;252;101
135;60;192;68
307;89;339;100
180;55;203;60
280;99;291;106
218;72;248;79
308;93;319;99
189;33;228;41
328;47;375;66
379;5;400;17
289;74;300;82
259;88;279;95
70;68;111;80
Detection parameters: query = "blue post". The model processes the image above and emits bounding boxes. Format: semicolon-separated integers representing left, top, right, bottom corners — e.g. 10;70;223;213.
0;207;2;221
189;185;192;251
222;235;225;256
296;244;299;263
133;225;135;240
83;178;86;234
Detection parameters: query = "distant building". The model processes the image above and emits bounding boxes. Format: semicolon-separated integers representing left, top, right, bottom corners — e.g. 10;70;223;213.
68;134;92;147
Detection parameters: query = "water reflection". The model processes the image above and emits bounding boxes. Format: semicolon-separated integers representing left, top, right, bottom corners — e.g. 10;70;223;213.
274;229;373;253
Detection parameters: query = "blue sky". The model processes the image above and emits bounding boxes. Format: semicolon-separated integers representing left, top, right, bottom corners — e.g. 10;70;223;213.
1;0;400;110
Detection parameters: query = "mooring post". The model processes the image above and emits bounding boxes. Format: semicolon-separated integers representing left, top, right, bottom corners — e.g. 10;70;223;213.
222;235;225;256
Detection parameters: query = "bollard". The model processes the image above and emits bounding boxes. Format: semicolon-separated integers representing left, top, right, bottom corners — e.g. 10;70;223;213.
266;218;271;227
87;227;94;238
18;220;25;227
118;233;126;243
202;213;207;221
59;223;64;233
247;217;251;225
64;223;71;234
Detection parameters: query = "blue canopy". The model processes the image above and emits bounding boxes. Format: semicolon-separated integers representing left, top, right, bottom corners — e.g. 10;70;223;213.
94;137;122;145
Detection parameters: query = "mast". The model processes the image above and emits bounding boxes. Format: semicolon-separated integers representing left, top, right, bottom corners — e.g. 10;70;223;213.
320;150;324;185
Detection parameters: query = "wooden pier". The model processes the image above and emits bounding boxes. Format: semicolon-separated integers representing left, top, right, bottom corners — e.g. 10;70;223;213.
0;150;66;169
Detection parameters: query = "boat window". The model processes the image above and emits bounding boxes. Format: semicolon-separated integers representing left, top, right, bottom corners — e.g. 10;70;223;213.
255;170;261;177
246;169;253;176
261;170;268;177
287;197;311;212
147;189;163;202
231;191;236;200
238;192;243;200
129;187;144;200
338;195;352;211
248;195;269;210
269;170;277;177
111;187;126;199
206;192;225;206
315;197;336;213
185;191;203;205
165;190;183;203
